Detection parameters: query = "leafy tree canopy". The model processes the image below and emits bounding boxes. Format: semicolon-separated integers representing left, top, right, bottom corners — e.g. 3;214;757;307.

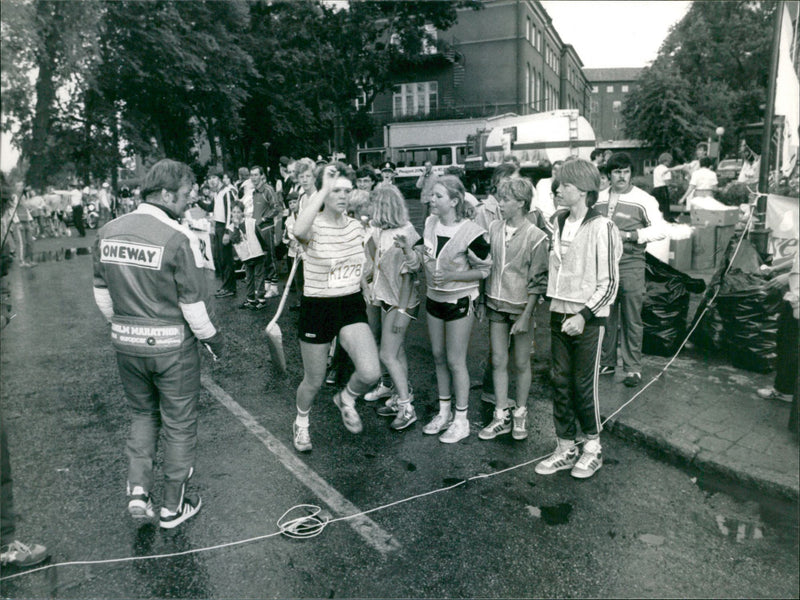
623;1;776;159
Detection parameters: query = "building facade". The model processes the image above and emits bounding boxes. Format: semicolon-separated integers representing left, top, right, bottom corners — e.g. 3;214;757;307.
584;67;642;142
357;0;592;167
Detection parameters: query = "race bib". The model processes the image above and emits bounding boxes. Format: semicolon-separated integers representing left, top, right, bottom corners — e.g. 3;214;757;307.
328;256;363;288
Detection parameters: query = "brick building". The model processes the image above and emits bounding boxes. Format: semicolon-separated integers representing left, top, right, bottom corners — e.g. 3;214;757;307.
357;0;592;167
584;67;642;142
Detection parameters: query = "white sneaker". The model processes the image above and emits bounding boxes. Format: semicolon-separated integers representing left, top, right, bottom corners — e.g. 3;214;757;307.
333;391;363;434
439;419;470;444
127;484;155;519
263;284;280;299
423;412;453;435
293;422;312;452
364;383;394;402
512;407;528;440
571;440;602;479
478;413;511;440
535;443;579;475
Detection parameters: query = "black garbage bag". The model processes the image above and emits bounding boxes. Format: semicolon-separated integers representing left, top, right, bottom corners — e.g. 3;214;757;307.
690;235;780;373
643;253;707;356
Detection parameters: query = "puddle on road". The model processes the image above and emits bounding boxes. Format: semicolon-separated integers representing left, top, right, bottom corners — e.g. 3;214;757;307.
693;471;798;544
527;503;573;525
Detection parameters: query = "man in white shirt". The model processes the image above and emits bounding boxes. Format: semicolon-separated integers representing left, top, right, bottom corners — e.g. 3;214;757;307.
680;157;718;210
534;160;563;221
595;153;668;387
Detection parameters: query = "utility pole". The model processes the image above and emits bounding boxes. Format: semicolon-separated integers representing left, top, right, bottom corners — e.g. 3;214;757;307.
752;0;785;259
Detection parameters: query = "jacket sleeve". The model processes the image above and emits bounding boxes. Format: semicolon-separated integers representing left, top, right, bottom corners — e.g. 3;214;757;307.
223;188;236;229
92;235;114;322
526;233;549;297
636;193;669;244
466;232;492;279
579;220;621;321
174;233;219;341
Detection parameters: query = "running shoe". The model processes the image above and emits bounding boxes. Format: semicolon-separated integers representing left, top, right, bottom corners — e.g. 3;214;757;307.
478;414;511;440
364;383;394;402
127;484;155;519
390;403;417;430
534;444;579;475
757;387;792;403
333;391;363;434
623;372;642;387
0;541;49;568
571;441;602;479
439;419;470;444
512;407;528;440
422;412;453;435
159;496;202;529
293;422;312;452
376;395;399;417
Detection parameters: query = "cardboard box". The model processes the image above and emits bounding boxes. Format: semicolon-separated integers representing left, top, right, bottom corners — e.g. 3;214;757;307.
690;207;740;227
668;237;692;272
691;226;716;271
714;225;736;266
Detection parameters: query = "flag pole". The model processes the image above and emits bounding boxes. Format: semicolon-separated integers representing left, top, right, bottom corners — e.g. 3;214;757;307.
753;0;785;258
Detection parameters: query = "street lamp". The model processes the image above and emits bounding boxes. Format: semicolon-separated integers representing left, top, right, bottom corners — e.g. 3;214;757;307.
709;126;725;160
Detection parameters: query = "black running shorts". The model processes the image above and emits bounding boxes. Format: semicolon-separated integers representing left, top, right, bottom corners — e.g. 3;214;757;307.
298;292;368;344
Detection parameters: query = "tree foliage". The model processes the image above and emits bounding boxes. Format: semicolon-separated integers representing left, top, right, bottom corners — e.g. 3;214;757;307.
2;0;473;185
1;0;103;189
622;1;776;159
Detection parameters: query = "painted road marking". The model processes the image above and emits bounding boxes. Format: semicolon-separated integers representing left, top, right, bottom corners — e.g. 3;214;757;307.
201;375;401;556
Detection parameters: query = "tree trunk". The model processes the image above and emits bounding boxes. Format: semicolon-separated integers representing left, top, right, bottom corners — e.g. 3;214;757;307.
26;0;58;190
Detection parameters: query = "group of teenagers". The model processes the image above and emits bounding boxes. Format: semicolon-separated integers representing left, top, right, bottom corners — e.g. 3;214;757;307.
285;156;622;481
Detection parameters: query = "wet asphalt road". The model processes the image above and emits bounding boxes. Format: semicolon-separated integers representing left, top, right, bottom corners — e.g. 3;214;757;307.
0;252;798;599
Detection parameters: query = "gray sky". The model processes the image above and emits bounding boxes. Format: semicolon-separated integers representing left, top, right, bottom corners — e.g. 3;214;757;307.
540;1;691;68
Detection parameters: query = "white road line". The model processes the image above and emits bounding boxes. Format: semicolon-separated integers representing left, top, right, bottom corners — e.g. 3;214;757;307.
201;375;401;556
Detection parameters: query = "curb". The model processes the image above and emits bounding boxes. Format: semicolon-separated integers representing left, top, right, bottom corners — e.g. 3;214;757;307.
603;414;799;503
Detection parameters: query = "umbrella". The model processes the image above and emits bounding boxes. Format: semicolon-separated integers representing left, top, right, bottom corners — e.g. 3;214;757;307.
265;257;299;374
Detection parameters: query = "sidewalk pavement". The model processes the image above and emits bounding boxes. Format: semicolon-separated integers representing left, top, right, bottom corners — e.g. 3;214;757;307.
597;352;798;502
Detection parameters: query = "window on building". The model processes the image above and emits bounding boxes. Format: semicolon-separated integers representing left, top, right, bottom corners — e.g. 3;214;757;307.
422;23;438;55
526;63;531;107
612;100;622;112
622;84;629;93
392;81;438;117
606;85;614;93
592;85;599;93
526;17;532;43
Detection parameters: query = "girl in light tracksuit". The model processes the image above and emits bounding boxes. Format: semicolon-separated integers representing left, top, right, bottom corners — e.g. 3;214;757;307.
418;175;492;444
477;178;549;442
535;159;621;480
363;185;422;431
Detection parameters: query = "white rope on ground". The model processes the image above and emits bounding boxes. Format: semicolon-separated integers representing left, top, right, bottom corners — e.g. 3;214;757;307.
1;207;758;583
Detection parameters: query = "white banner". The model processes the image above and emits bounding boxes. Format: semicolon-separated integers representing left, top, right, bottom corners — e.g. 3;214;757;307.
193;229;215;270
776;2;800;176
766;193;799;260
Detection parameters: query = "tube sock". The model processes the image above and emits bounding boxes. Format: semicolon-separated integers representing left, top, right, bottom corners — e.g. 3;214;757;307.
295;408;310;428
